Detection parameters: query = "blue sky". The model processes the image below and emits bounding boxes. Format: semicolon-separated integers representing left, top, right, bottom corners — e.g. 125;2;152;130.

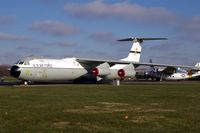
0;0;200;65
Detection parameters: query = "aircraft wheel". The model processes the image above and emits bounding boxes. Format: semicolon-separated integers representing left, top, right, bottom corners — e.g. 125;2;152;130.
24;81;28;86
23;81;32;85
96;80;103;84
156;78;160;81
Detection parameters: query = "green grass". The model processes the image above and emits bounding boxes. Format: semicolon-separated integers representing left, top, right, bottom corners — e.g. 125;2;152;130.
0;76;20;82
1;83;200;133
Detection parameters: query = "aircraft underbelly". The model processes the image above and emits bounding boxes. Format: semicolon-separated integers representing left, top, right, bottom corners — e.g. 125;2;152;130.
20;67;87;81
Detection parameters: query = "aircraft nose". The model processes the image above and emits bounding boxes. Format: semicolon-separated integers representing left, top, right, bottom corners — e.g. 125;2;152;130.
10;65;21;78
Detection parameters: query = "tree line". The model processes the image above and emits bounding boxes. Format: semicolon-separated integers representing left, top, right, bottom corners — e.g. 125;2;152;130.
0;65;11;77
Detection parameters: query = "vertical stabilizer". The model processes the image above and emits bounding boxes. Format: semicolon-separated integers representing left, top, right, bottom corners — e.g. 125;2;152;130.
195;62;200;68
118;37;167;62
121;39;141;62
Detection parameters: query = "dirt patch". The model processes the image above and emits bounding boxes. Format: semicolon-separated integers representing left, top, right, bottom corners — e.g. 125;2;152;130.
53;121;102;131
53;121;70;129
97;102;130;106
150;103;160;106
79;122;103;131
64;105;129;114
64;102;176;114
139;108;176;113
64;102;131;114
131;115;165;124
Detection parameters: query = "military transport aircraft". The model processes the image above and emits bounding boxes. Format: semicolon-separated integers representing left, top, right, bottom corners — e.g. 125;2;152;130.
143;64;200;81
10;37;200;85
137;59;200;81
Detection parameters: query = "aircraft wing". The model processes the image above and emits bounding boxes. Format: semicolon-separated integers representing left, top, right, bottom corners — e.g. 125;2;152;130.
76;58;198;70
159;67;176;75
77;58;132;66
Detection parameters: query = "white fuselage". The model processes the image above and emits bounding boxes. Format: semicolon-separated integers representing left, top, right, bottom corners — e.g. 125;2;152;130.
147;71;200;81
164;72;189;80
10;57;136;83
13;58;88;82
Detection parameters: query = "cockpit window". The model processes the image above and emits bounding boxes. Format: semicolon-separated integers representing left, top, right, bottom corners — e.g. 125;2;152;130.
24;61;30;65
16;58;31;65
18;61;24;65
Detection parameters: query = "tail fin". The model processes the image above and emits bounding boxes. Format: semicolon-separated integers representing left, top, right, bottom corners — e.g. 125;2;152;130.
121;39;142;62
118;37;167;62
189;62;200;78
195;62;200;68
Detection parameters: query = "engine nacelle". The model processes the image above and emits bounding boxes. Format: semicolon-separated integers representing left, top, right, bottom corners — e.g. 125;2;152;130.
118;64;136;78
118;69;125;78
91;63;110;76
106;64;136;79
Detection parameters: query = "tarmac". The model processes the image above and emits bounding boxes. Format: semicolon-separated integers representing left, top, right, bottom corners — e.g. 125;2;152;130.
0;80;200;86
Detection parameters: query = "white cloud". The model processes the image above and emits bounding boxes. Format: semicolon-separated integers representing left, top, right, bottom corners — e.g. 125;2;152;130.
0;15;16;25
47;40;78;47
89;32;117;44
177;16;200;42
30;20;80;36
64;1;178;24
17;44;42;53
0;32;28;42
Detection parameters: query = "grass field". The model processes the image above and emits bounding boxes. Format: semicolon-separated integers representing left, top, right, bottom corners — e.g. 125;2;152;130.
0;83;200;133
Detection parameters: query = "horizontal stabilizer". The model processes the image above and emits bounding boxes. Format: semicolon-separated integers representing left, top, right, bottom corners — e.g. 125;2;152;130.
117;37;168;43
195;62;200;68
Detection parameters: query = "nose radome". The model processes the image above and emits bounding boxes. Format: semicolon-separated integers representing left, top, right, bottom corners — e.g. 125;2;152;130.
10;65;21;78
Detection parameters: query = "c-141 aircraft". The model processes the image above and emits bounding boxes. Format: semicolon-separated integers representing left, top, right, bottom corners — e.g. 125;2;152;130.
10;37;200;84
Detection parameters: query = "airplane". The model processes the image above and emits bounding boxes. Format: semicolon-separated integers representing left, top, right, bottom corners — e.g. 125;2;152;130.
143;64;200;81
135;57;200;81
10;37;200;85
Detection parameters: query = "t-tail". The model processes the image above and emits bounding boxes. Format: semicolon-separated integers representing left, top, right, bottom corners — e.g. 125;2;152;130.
118;37;168;62
195;62;200;68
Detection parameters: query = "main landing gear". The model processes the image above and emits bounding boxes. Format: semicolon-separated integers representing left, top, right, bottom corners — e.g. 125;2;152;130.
113;79;120;86
22;80;32;86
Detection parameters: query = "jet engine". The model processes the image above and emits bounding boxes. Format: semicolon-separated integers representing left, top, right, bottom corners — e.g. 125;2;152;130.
107;64;136;79
117;64;136;78
91;63;110;76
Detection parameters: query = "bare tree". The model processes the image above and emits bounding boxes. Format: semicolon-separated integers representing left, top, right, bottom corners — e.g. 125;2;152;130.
0;65;10;77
